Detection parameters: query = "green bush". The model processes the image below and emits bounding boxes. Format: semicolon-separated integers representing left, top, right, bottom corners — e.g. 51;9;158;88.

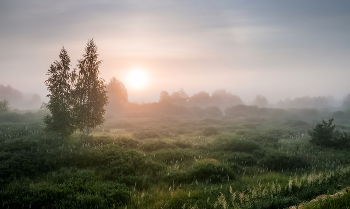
166;190;214;209
140;139;177;152
151;149;194;165
191;161;236;183
215;138;261;153
259;152;308;171
173;140;193;148
250;134;279;148
213;134;261;153
0;177;130;209
133;130;160;140
227;152;258;166
166;161;236;184
308;118;350;148
202;127;219;136
0;99;9;113
0;112;24;123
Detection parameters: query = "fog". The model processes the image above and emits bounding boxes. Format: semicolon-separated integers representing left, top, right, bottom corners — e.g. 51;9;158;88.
0;81;348;111
1;1;350;109
0;85;42;110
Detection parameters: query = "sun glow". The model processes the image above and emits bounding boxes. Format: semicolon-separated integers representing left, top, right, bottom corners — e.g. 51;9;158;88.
127;69;148;89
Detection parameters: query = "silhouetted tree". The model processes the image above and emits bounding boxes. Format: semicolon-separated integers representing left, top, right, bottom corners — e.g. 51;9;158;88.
0;99;9;113
159;91;171;103
252;95;268;107
343;94;350;109
0;85;23;109
202;106;223;118
106;77;128;113
277;96;330;109
211;89;243;108
44;47;76;137
170;88;189;105
188;91;211;106
225;105;260;117
73;39;108;136
308;118;349;148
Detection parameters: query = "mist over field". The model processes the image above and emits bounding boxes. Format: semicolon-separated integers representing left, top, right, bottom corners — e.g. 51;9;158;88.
1;1;350;105
2;1;350;209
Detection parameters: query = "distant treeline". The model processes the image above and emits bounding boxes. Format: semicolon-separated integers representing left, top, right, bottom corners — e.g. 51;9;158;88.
3;79;350;113
0;84;42;110
159;89;343;109
104;78;350;118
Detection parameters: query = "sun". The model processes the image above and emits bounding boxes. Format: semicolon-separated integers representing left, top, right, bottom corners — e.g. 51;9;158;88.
127;69;148;89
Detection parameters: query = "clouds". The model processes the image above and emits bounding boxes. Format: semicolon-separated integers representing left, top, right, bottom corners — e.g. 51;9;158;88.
1;1;350;104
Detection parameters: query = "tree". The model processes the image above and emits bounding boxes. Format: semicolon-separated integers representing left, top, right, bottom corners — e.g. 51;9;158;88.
211;89;243;108
251;95;268;107
73;39;108;136
159;91;170;103
308;118;349;148
188;91;211;107
343;94;350;109
44;47;76;137
0;99;10;113
106;77;128;113
169;88;189;105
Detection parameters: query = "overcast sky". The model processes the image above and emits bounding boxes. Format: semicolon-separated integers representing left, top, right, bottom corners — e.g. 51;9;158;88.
1;0;350;104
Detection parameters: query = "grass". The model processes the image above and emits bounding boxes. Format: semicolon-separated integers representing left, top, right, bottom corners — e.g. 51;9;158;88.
1;109;350;208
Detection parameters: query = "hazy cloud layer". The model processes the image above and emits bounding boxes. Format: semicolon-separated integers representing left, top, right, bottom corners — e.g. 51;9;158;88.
1;0;350;105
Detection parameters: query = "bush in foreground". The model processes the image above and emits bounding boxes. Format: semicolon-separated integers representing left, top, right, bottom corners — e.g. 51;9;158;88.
309;118;350;149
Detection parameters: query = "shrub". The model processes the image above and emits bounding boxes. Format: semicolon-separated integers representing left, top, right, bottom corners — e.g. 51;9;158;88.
166;161;236;184
202;106;223;118
249;134;279;148
191;161;236;183
133;130;160;140
167;190;214;209
227;152;258;166
202;127;219;136
173;140;193;148
221;139;261;153
151;149;194;165
0;99;9;113
0;112;24;123
259;152;308;171
211;134;261;153
140;140;177;152
308;118;350;148
0;177;130;209
114;136;140;149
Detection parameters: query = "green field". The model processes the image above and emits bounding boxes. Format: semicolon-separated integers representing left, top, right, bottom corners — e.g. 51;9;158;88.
1;107;350;209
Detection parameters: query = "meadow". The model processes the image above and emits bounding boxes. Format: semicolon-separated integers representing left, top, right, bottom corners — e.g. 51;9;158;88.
1;106;350;209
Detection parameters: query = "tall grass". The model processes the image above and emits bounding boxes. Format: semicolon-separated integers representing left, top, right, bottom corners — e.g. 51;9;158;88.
1;111;350;208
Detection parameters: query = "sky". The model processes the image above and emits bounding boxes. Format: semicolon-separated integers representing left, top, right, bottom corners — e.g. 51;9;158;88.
1;0;350;105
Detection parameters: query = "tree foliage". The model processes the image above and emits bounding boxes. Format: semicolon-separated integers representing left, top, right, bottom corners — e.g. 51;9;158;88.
252;95;269;107
44;47;76;137
73;39;108;136
106;77;128;113
0;99;9;113
44;39;107;137
308;118;350;148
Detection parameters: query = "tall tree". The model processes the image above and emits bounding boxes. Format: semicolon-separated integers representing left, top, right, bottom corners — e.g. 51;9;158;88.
0;99;10;113
44;47;76;137
251;95;269;107
106;77;128;113
74;39;108;136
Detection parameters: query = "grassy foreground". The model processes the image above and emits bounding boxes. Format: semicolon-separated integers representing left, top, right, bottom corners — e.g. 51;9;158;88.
1;109;350;208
